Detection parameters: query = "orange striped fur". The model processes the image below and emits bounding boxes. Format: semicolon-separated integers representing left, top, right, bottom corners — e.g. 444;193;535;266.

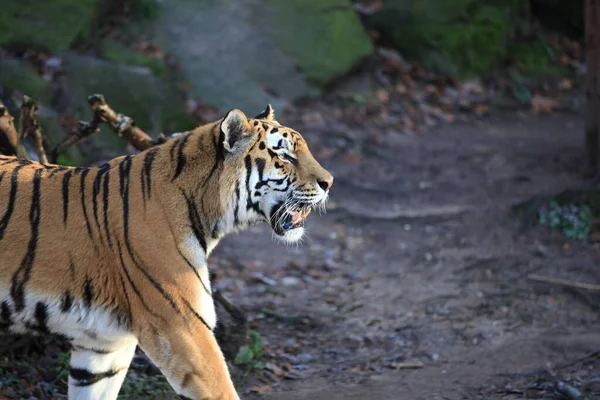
0;105;333;399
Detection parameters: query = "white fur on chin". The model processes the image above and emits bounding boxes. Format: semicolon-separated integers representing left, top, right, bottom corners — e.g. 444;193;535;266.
280;227;305;243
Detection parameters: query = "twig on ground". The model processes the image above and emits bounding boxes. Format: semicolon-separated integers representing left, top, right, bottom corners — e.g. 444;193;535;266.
19;96;48;164
556;381;587;400
528;274;600;292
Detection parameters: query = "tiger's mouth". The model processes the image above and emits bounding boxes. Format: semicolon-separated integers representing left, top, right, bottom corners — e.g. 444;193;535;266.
270;202;312;236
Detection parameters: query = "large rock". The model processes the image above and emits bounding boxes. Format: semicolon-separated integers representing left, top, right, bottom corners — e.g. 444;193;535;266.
0;0;97;52
364;0;522;77
153;0;373;112
61;54;197;153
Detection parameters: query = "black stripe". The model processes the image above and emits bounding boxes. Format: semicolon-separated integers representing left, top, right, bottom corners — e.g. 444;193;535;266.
92;164;110;245
182;297;212;330
61;292;73;313
116;241;163;322
0;301;12;326
117;271;133;324
102;168;112;249
172;134;191;181
80;169;95;243
0;165;24;240
233;181;240;225
182;191;207;253
61;169;73;226
83;278;94;308
120;157;183;315
0;171;6;184
48;166;68;178
255;157;266;181
10;168;42;311
33;302;49;333
0;158;18;166
244;155;263;216
69;368;123;387
177;248;211;295
68;257;76;280
142;148;159;203
245;155;253;211
202;133;223;187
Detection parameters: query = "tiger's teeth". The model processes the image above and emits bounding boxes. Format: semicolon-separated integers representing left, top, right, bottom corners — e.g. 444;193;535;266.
286;207;311;225
288;210;302;224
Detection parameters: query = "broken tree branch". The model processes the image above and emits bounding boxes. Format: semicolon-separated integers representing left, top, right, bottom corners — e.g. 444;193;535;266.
87;94;155;151
528;273;600;292
49;94;188;162
0;101;28;159
19;96;48;164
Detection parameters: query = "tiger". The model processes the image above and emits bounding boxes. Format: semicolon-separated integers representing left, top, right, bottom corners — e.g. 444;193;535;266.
0;105;333;400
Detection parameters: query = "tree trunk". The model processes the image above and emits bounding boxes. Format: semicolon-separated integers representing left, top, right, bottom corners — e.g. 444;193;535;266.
585;0;600;178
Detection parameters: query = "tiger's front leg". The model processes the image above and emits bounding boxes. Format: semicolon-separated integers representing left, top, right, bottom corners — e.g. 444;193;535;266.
137;316;239;400
68;338;138;400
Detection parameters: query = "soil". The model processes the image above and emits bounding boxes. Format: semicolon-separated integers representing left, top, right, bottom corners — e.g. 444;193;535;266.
210;107;600;400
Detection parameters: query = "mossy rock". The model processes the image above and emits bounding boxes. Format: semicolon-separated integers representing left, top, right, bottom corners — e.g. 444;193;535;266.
0;0;97;52
263;0;373;86
154;0;372;112
0;58;52;104
102;39;168;78
364;0;525;77
61;53;196;152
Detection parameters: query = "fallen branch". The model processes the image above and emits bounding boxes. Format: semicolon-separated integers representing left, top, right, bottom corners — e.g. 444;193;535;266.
0;101;28;159
528;273;600;292
49;94;188;162
556;381;586;400
19;96;48;164
87;94;156;151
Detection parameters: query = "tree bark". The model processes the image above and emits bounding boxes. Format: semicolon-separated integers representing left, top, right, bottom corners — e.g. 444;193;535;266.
585;0;600;177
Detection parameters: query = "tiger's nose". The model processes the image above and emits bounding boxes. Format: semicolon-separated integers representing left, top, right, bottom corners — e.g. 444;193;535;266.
317;176;333;191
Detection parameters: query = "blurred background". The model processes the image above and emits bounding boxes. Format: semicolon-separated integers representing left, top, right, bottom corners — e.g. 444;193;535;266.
1;0;600;399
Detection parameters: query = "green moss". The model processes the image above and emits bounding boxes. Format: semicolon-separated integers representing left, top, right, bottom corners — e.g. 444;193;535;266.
0;0;97;52
365;0;526;77
264;0;373;86
0;58;51;104
102;39;168;78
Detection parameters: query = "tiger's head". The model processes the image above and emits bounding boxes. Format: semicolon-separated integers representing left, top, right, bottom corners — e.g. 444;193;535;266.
219;105;333;243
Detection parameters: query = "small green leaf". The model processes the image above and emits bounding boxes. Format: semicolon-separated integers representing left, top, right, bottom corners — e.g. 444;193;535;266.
234;346;254;366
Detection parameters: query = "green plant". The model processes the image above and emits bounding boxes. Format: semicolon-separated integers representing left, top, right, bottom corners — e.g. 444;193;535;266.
233;330;265;370
118;373;175;400
538;200;594;241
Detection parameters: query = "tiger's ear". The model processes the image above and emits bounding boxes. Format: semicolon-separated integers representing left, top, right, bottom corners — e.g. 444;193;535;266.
254;104;275;121
221;109;253;152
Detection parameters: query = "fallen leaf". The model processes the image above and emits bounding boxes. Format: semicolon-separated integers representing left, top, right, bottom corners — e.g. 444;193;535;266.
558;78;572;90
531;95;559;114
388;360;425;369
248;384;272;394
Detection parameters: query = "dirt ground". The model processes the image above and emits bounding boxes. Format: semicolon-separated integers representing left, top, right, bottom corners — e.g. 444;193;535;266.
211;108;600;400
